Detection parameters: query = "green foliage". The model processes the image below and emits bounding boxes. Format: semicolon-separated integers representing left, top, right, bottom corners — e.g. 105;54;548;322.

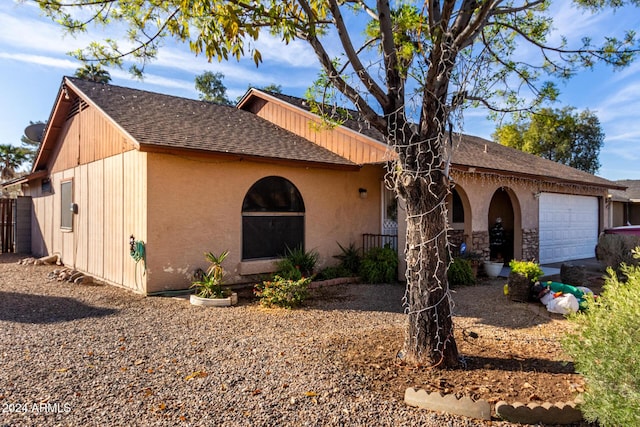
359;247;398;284
74;63;111;83
0;144;29;181
333;242;361;276
314;265;351;281
562;249;640;426
275;258;303;281
459;250;483;262
493;107;604;174
194;71;232;105
596;233;640;273
276;246;318;280
191;250;231;298
448;258;475;287
260;83;283;94
508;259;544;282
254;275;311;309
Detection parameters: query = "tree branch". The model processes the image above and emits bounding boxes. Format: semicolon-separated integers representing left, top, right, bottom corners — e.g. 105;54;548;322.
326;0;389;108
377;0;404;114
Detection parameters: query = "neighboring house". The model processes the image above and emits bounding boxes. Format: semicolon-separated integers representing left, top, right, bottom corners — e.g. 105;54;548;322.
608;180;640;226
9;77;623;294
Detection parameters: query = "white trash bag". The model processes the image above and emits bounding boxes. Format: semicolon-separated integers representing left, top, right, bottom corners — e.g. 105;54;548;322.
545;293;580;314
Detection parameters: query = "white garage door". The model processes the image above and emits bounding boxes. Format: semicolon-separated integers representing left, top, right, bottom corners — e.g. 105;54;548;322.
539;193;598;264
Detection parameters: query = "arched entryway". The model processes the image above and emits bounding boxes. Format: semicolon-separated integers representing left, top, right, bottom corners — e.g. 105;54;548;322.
241;176;305;260
448;186;472;256
488;188;520;262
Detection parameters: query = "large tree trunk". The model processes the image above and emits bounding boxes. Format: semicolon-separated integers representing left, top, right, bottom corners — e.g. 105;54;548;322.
392;43;460;367
399;169;459;367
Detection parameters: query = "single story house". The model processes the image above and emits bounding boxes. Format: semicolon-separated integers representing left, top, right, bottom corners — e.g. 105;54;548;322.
13;77;622;294
608;180;640;226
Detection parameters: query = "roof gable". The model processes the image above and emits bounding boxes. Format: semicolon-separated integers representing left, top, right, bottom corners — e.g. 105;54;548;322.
62;78;357;169
238;88;391;165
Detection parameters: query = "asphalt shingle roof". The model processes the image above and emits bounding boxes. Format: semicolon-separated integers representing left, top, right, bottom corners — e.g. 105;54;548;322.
63;79;620;189
264;91;617;189
611;180;640;201
66;77;356;168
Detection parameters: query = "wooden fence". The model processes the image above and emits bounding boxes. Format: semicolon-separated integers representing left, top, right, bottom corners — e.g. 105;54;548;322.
1;198;15;253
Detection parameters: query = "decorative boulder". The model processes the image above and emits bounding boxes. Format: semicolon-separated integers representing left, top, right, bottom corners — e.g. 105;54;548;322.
560;263;586;287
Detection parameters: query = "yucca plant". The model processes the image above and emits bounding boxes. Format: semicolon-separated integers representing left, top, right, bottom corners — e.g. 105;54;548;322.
191;250;231;298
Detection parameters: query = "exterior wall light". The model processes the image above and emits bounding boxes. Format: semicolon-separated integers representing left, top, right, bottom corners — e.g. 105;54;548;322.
359;188;368;199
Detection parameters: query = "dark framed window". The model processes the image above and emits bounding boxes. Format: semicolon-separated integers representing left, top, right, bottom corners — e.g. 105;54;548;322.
41;178;52;194
452;188;464;223
242;176;305;260
60;180;73;230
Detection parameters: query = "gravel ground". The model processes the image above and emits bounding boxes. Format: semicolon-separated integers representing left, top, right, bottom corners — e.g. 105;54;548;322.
1;255;536;427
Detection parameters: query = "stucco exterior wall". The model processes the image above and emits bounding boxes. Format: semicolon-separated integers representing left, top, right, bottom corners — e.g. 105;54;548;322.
144;152;384;293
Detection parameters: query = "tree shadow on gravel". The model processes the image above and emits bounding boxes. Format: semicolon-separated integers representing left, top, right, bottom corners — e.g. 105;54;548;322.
460;355;575;374
307;283;406;313
0;253;25;264
0;291;118;324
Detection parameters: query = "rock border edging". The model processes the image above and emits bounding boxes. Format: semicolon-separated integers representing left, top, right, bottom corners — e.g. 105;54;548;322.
308;277;360;289
405;387;583;424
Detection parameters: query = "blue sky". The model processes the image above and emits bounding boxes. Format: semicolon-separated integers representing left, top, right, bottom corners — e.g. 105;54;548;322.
1;1;639;181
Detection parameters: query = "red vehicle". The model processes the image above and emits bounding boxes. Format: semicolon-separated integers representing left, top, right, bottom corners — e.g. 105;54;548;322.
602;225;640;236
595;225;640;261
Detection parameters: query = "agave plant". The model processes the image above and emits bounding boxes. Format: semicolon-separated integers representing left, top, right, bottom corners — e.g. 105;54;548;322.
191;250;230;298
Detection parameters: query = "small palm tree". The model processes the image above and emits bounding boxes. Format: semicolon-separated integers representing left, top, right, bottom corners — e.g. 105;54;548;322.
0;144;28;181
74;63;111;83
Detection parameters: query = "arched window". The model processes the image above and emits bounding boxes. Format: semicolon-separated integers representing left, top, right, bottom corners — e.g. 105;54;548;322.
242;176;305;260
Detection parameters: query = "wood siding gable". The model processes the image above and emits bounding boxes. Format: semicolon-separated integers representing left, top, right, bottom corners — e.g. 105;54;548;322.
239;90;392;165
47;101;135;174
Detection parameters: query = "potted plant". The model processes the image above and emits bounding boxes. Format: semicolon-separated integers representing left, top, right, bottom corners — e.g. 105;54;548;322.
484;260;505;278
459;250;483;277
507;260;544;302
190;250;238;307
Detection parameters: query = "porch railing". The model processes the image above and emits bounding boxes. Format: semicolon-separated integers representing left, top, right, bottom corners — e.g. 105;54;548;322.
362;233;398;253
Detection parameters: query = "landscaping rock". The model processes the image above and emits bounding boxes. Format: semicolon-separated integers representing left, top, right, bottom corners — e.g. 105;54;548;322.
560;263;586;287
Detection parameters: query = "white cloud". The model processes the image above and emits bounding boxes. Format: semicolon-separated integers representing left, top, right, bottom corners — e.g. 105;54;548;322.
0;51;77;69
0;9;92;55
253;34;318;68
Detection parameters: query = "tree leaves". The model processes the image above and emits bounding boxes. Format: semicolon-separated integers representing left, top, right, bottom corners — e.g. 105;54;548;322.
494;107;604;173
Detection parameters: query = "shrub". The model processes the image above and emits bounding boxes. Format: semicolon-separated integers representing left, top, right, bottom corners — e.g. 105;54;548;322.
448;258;475;287
562;249;640;427
359;246;398;283
508;259;544;282
596;233;640;273
333;242;361;276
254;275;311;309
276;246;318;279
275;258;303;280
314;265;351;281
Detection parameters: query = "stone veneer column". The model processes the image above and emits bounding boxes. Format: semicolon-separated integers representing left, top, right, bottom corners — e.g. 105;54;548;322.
472;231;490;260
521;228;539;261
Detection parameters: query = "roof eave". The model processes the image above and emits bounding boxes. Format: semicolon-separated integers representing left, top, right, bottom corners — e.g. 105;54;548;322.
138;143;361;171
453;164;623;191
